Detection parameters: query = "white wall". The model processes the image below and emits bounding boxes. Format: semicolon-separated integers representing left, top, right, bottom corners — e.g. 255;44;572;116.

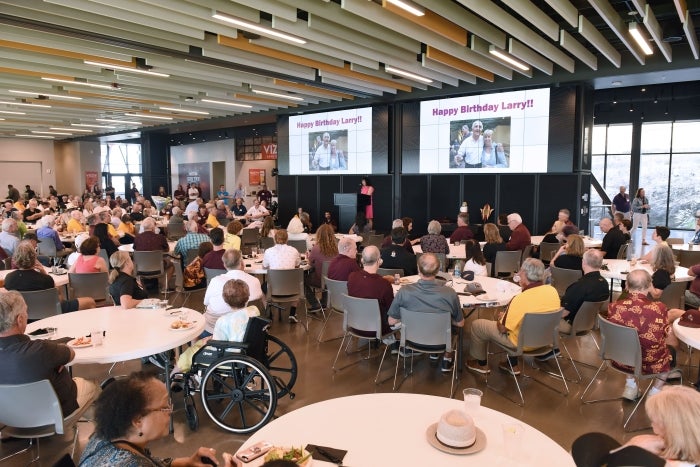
0;138;56;198
55;141;100;195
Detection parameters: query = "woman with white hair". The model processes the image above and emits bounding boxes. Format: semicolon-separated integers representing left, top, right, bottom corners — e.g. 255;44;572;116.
481;129;507;168
419;220;450;254
36;214;72;257
287;215;311;251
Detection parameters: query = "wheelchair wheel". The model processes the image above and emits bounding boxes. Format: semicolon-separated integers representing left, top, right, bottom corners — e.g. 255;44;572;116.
266;334;298;399
200;355;277;434
184;394;198;431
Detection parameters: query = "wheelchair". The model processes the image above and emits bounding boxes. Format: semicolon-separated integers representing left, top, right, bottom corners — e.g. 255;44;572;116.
177;316;297;434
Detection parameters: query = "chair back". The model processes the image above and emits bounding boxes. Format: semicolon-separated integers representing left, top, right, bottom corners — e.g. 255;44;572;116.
204;267;225;285
267;268;304;297
37;237;57;257
0;380;64;435
516;309;563;353
133;250;164;276
433;253;447;272
260;236;275;250
679;249;700;268
597;316;642;377
617;242;630;260
184;248;199;266
288;239;307;254
98;248;110;269
494;250;521;277
521;244;533;263
342;294;382;339
658;281;686;309
167;222;186;240
320;260;331;289
539;242;560;263
550;266;583;296
377;268;403;277
324;276;348;312
399;308;452;352
666;237;684;245
68;272;109;302
241;228;260;247
568;301;606;337
366;234;384;248
19;289;62;320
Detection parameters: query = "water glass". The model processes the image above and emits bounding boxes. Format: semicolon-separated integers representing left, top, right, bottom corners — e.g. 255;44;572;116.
91;328;104;346
502;423;524;459
463;388;483;414
251;246;258;257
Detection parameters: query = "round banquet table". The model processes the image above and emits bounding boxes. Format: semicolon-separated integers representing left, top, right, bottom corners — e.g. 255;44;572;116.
0;266;69;289
673;317;700;350
672;243;700;251
392;274;520;308
25;305;203;365
413;243;467;259
531;235;602;249
239;393;574;466
118;241;177;253
600;259;692;282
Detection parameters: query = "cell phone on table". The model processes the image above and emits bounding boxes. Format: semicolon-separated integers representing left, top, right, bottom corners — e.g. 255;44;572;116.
29;327;56;336
236;441;273;463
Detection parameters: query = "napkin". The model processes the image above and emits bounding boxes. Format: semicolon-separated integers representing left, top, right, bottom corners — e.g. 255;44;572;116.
305;444;347;465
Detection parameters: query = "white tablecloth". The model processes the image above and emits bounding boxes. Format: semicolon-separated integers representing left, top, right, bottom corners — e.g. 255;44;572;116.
0;266;69;288
531;235;602;249
600;259;691;282
393;274;519;308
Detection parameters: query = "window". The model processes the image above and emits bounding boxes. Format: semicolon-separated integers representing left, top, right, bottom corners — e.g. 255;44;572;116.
101;142;143;199
590;124;632;209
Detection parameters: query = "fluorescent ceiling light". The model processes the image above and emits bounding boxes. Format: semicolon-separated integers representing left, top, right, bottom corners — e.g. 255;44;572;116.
51;127;92;132
0;118;4;121
15;134;54;139
125;113;173;120
0;100;51;108
9;90;82;100
71;123;116;129
201;99;253;108
488;46;530;71
386;0;425;16
96;118;143;125
159;107;210;115
212;12;307;44
251;89;304;101
629;22;653;54
384;66;433;84
0;110;26;115
32;131;73;136
83;60;170;78
41;77;115;90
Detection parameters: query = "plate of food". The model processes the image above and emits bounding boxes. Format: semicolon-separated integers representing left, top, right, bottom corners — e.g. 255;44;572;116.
476;294;495;301
399;277;413;285
263;447;312;466
68;336;92;348
170;319;195;331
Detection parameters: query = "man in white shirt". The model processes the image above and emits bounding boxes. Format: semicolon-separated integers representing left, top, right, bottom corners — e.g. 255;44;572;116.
203;249;264;337
262;229;302;322
312;132;331;170
456;120;484;167
245;199;269;229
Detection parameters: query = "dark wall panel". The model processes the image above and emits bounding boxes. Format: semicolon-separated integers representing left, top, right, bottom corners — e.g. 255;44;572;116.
500;175;537;230
547;86;577;173
367;175;393;233
276;176;296;224
429;175;461;223
296;176;319;227
463;175;498;225
537;174;580;235
400;175;429;236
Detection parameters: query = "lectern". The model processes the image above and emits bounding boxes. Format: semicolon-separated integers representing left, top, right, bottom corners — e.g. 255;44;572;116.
333;193;357;232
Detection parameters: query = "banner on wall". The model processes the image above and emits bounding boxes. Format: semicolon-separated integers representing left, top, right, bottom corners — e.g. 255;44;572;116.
249;169;265;186
85;171;98;190
261;143;277;160
178;163;211;200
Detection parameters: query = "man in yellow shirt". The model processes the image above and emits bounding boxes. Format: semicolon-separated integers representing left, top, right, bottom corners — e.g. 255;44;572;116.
466;258;560;376
66;210;86;234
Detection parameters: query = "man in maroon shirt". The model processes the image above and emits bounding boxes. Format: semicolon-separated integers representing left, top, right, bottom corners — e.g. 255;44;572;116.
201;227;226;270
449;212;474;244
327;237;359;281
347;246;394;336
506;213;531;251
133;217;173;290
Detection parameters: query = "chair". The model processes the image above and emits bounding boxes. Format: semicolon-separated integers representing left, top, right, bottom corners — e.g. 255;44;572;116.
332;295;395;382
19;289;62;320
68;272;110;304
493;250;521;279
241;228;260;255
550;265;583;297
260;236;275;250
318;276;348;343
204;267;225;285
559;300;607;382
581;316;683;431
617;242;630;260
393;308;458;398
521;244;533;263
266;268;308;331
658;281;686;309
0;380;95;463
167;221;186;240
98;248;110;269
133;250;168;297
288;239;308;254
172;260;205;308
679;249;700;268
37;237;70;265
666;237;684;245
377;268;403;277
365;234;384;248
538;242;560;263
486;309;568;406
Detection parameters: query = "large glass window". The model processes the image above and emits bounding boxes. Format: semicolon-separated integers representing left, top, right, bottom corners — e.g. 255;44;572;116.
100;142;143;199
590;124;632;209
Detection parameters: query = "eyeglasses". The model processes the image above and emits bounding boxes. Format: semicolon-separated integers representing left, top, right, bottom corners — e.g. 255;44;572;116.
146;399;173;414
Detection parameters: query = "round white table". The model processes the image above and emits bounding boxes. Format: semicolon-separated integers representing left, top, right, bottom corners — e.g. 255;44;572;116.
672;244;700;251
413;243;467;259
673;317;700;350
600;259;692;282
531;235;602;249
25;305;203;365
0;266;69;288
118;241;177;253
393;274;520;308
239;393;574;466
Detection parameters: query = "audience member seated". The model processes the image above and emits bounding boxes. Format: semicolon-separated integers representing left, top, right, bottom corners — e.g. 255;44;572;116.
599;217;627;260
321;210;338;232
505;213;531;251
347;246;395;339
380;227;417;277
0;291;99;421
128;202;145;222
306;224;338;309
0;217;20;256
463;240;487;277
6;241;95;312
231;197;247;219
641;225;671;262
133;217;174;290
650;244;676;299
36;214;72;257
693;214;700;245
402;217;421;245
349;211;371;236
686;261;700;309
482;223;507;267
117;213;135;244
608;270;673;400
381;219;414;253
68;235;109;273
299;211;312;234
174;220;210;259
551;234;585;271
22;198;43;223
201;227;226;270
558;208;575;226
542;220;565;244
246;199;269;230
94;222;119;259
262;229;302;323
449;212;474;244
388;253;464;372
108;251;148;309
420;220;450;254
79;371;234;467
557;250;609;335
467;258;559;376
287;215;311;252
223;220;243;251
168;206;184;229
203;250;264;337
496;213;512;243
66;209;86;234
327;236;360;282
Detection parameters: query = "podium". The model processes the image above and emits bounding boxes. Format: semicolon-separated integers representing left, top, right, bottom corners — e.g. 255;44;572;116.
334;193;358;232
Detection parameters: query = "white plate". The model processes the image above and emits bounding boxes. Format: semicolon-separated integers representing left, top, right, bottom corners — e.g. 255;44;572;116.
68;337;93;348
169;321;195;331
476;294;494;301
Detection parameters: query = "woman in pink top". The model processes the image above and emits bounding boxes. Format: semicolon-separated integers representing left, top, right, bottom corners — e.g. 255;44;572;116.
69;236;109;273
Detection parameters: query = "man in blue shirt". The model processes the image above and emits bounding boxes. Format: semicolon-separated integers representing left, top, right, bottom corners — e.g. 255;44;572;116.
216;184;230;206
612;186;631;220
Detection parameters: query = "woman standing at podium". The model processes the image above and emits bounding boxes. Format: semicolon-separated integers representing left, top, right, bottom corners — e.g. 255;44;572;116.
360;177;374;229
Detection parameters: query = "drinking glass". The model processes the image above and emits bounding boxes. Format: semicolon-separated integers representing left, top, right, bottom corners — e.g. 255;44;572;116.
463;388;482;414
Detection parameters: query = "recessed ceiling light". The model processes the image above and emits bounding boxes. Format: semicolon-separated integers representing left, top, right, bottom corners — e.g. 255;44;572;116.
0;100;51;108
41;77;116;90
384;66;433;84
212;12;306;44
51;127;92;132
15;134;54;138
71;123;116;129
201;99;253;108
0;110;26;115
159;107;210;115
251;89;304;101
125;113;173;120
32;131;73;136
83;60;170;77
9;90;82;100
96;118;143;125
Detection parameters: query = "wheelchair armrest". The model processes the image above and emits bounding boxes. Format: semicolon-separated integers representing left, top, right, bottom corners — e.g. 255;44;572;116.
206;339;250;351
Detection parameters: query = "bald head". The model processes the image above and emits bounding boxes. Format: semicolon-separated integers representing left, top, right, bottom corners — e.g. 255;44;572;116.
627;269;652;293
338;237;357;258
599;218;613;233
361;245;381;270
417;253;440;279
